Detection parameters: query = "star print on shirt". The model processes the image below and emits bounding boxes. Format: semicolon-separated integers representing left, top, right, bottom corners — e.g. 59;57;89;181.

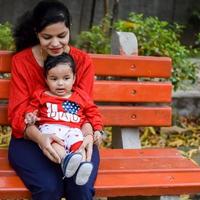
62;100;80;115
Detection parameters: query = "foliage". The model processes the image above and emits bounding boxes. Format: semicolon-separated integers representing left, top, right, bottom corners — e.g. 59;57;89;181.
189;9;200;29
140;116;200;150
0;22;15;50
0;126;11;148
102;116;200;150
190;32;200;56
114;13;197;90
76;16;111;54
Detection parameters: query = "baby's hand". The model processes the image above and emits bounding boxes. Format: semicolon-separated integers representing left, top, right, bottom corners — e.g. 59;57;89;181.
25;110;40;125
94;130;103;147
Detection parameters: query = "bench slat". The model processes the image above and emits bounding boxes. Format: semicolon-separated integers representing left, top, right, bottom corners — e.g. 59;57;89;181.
91;54;172;78
0;79;172;102
1;157;199;174
94;81;172;102
0;79;10;99
2;172;200;198
0;51;13;73
100;106;171;126
0;176;30;199
0;148;181;158
95;171;200;197
0;105;171;126
0;53;172;77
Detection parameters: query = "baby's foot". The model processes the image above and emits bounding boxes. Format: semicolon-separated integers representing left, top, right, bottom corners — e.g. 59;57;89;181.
75;162;93;185
61;152;82;178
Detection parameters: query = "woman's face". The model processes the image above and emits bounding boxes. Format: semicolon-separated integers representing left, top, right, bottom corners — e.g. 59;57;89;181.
38;22;70;56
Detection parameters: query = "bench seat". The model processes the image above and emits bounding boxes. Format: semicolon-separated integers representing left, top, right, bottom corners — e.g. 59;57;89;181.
1;148;200;198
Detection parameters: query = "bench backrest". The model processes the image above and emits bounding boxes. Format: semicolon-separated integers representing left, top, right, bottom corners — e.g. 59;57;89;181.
0;51;172;127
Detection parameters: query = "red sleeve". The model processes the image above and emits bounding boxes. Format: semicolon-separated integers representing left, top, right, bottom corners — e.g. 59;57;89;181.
83;94;103;131
8;56;30;137
71;48;94;99
77;55;94;98
25;90;42;113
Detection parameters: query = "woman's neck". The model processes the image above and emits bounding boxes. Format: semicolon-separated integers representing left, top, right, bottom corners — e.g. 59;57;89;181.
32;45;44;67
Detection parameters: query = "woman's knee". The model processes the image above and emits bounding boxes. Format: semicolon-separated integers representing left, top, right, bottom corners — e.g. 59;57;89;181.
31;179;64;200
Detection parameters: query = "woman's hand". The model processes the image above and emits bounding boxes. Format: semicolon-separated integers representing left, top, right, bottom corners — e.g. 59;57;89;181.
80;123;95;161
78;135;93;162
38;134;64;164
25;125;64;163
93;130;103;147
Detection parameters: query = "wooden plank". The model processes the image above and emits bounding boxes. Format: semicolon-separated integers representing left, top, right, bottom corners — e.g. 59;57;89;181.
95;171;200;197
0;176;30;199
1;157;199;175
0;79;172;103
99;158;199;172
1;149;198;174
0;149;8;157
100;106;172;126
90;54;172;78
100;148;181;158
0;148;181;158
0;105;8;125
94;81;172;102
0;79;10;99
0;105;172;126
2;171;200;198
0;52;172;77
0;51;13;73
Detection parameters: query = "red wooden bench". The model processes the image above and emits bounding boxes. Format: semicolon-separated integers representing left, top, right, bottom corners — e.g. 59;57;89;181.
1;51;200;199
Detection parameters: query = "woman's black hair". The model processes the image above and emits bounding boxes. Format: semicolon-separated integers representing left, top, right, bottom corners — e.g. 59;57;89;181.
14;0;71;52
43;53;76;77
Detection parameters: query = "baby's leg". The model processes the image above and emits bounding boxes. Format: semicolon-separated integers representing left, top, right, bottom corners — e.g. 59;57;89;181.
65;128;93;185
65;128;84;156
51;142;66;161
61;128;84;178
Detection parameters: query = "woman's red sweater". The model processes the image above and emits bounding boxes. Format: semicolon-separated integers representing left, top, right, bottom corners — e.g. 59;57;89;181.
8;46;94;138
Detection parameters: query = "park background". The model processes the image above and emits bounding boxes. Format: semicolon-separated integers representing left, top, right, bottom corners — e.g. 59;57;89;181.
0;0;199;44
1;1;200;199
0;0;200;166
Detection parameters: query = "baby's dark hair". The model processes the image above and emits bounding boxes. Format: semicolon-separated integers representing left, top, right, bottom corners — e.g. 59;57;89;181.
14;0;71;52
44;53;76;77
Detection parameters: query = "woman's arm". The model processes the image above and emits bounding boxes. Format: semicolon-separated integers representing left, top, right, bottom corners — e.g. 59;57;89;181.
8;57;31;135
73;52;95;98
8;56;63;163
25;125;63;163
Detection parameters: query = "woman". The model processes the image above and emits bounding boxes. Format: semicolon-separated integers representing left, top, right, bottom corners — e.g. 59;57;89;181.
8;0;101;199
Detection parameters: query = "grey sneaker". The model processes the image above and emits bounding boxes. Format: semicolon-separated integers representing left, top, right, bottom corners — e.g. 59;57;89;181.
61;152;83;178
75;162;93;185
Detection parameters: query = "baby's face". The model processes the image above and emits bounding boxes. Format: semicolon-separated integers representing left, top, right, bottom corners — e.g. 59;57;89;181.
46;63;75;97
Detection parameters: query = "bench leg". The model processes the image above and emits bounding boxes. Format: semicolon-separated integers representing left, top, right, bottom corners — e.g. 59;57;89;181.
112;127;141;149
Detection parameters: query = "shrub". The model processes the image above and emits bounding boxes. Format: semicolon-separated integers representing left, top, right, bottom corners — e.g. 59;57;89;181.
76;16;111;54
0;22;15;51
114;13;197;90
